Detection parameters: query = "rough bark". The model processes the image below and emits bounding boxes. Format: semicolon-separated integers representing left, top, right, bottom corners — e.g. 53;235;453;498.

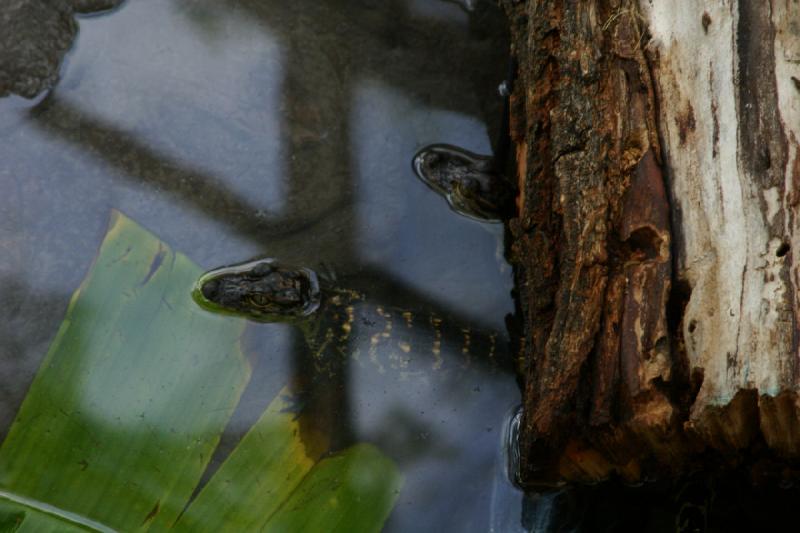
502;0;800;486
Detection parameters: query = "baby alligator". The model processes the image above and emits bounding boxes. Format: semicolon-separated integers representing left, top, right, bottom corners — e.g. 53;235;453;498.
412;144;516;223
193;258;511;378
412;59;518;223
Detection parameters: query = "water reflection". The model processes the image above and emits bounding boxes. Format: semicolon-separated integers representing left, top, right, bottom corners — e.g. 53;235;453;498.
0;0;518;530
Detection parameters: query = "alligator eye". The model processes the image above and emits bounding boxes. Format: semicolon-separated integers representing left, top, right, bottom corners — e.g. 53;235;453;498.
201;280;219;301
249;293;271;307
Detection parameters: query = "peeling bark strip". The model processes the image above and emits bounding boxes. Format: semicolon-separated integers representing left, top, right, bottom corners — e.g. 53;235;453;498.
504;0;800;485
503;0;674;485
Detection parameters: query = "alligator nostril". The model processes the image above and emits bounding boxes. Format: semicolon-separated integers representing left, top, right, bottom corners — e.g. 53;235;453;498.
276;289;300;303
201;280;219;300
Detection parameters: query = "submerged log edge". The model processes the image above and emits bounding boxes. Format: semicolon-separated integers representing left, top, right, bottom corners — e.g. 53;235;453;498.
501;0;800;486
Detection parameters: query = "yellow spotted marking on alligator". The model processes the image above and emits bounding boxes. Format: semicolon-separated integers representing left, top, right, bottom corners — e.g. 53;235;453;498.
314;328;335;360
388;349;409;370
369;333;386;373
367;307;393;372
298;295;506;378
339;306;355;341
429;316;443;370
346;289;365;300
461;328;472;368
376;307;393;339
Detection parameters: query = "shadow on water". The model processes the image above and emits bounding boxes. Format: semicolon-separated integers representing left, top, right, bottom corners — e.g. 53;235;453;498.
28;96;355;242
0;276;74;434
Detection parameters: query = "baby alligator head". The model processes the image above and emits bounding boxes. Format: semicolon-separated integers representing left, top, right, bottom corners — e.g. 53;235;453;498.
193;258;321;322
412;144;516;223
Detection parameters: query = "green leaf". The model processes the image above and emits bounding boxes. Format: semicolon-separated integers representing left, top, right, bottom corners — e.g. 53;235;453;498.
0;492;108;532
0;210;401;532
264;443;402;533
0;210;251;531
174;390;319;532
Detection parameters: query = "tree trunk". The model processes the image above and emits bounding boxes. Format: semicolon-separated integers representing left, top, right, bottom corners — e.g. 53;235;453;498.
502;0;800;487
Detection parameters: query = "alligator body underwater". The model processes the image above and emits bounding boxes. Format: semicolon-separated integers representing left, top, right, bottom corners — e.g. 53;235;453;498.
192;258;513;380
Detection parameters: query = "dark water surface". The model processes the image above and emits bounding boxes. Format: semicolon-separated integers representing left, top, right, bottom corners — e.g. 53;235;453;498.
0;1;525;530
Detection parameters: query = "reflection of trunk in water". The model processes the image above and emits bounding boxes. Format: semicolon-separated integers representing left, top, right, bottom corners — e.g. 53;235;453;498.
277;11;358;455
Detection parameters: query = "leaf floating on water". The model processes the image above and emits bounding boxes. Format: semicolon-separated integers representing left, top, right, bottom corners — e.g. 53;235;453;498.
0;209;401;532
263;444;402;533
174;388;321;532
0;491;113;532
0;210;250;531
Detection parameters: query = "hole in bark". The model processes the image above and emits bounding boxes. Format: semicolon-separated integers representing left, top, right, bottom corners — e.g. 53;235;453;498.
776;241;790;257
667;279;692;336
701;12;712;33
626;226;661;260
654;336;668;360
688;320;697;333
759;146;772;170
